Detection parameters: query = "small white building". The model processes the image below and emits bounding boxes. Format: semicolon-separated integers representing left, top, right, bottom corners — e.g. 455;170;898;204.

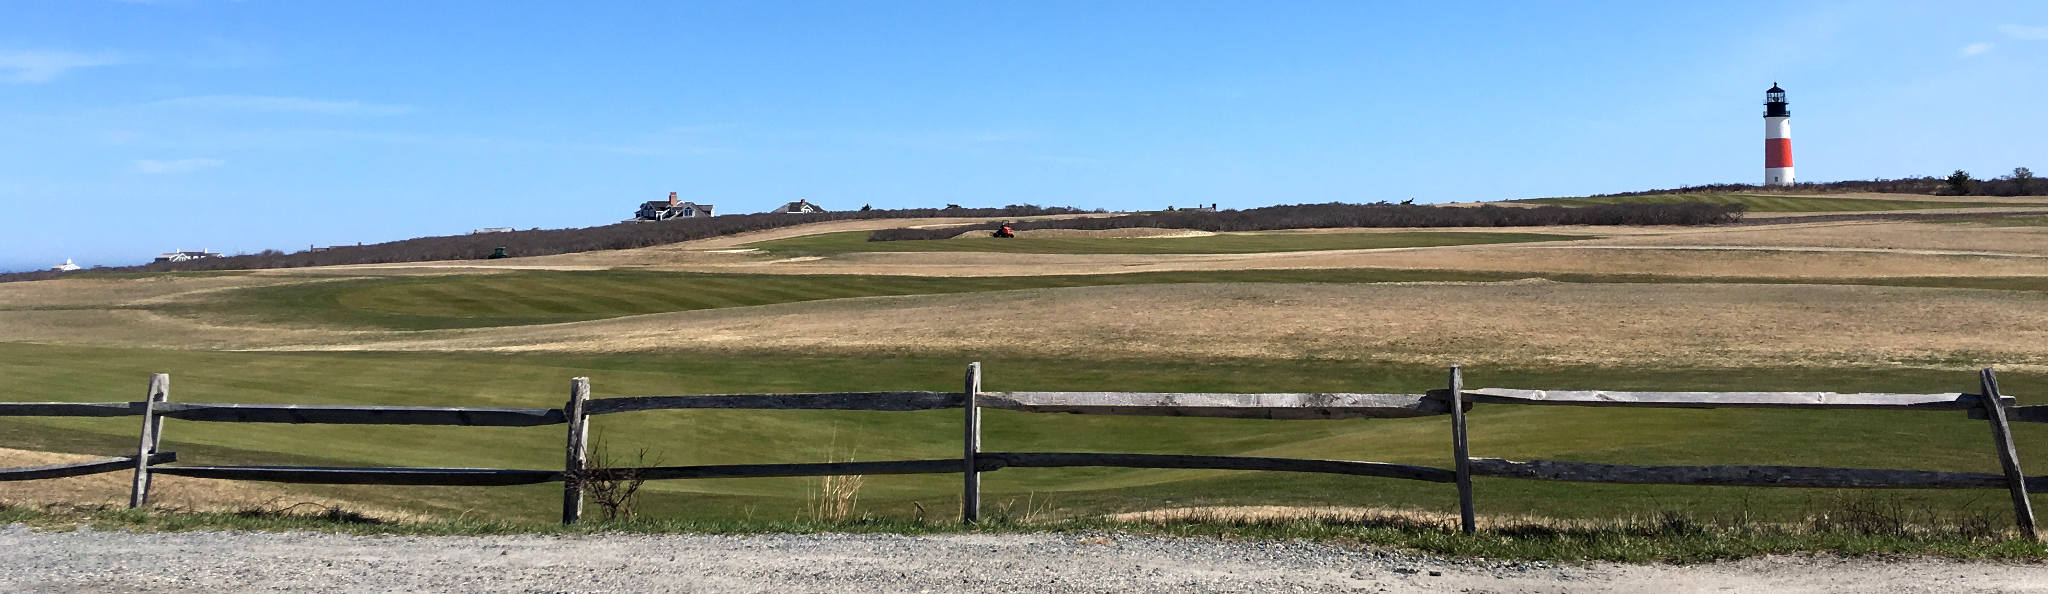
51;259;81;272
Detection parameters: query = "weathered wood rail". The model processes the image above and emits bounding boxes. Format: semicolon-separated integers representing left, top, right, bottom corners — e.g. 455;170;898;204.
0;364;2038;538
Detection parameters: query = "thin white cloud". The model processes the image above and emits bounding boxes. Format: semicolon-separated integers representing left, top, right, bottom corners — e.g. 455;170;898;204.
1960;42;1995;56
133;158;225;174
0;49;128;83
149;95;417;116
2000;25;2048;40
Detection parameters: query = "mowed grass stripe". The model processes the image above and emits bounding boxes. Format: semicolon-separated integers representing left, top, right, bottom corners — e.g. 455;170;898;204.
1514;193;2016;212
748;230;1584;256
176;268;2048;332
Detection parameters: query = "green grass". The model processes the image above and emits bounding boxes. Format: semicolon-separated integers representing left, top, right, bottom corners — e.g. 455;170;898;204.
7;504;2044;562
163;269;2048;331
1514;193;2016;212
0;342;2041;533
748;230;1583;255
172;269;1528;330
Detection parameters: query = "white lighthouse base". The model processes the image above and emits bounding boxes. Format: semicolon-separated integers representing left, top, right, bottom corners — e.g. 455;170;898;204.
1765;167;1795;187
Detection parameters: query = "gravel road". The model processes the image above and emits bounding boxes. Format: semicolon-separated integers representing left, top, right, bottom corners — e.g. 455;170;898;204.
4;526;2045;593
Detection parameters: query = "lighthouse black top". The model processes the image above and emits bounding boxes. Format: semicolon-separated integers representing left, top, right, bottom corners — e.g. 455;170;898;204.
1765;84;1789;117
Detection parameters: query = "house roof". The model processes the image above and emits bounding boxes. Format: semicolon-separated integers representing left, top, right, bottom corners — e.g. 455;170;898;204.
642;201;711;210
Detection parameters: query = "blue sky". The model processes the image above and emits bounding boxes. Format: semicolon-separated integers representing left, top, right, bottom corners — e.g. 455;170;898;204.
2;1;2043;271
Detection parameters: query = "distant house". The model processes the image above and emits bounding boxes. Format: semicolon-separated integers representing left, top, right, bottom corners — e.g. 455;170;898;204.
773;198;826;214
153;250;221;263
473;227;515;234
50;259;81;272
637;192;715;221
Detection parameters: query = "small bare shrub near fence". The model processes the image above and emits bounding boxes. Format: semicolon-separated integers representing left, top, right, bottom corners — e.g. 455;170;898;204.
582;442;657;522
0;365;2041;540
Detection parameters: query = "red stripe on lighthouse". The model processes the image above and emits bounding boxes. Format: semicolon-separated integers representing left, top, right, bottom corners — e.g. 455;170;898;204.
1765;138;1793;168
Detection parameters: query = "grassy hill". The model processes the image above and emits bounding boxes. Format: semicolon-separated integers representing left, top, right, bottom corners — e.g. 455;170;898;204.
1513;193;2018;212
154;267;2048;332
749;230;1579;255
5;209;2048;539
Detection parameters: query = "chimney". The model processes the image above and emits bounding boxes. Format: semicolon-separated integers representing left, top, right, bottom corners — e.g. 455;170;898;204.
669;192;679;207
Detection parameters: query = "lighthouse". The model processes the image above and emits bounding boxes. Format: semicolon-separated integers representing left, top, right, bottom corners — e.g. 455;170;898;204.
1763;83;1794;187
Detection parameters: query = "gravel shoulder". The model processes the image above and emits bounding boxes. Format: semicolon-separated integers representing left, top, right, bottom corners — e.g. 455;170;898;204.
5;527;2044;593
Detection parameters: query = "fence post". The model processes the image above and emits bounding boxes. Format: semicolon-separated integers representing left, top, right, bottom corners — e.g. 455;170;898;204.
963;362;982;524
1979;368;2037;539
562;376;590;525
128;373;169;509
1449;365;1475;534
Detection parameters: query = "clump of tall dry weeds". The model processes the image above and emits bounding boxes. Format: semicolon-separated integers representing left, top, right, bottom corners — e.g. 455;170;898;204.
808;471;866;523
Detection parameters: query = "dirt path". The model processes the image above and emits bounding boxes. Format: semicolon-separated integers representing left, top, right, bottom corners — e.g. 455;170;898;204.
3;527;2040;593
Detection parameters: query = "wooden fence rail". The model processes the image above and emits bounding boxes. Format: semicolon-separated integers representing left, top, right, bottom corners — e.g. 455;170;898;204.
0;364;2037;539
152;466;560;486
0;453;176;482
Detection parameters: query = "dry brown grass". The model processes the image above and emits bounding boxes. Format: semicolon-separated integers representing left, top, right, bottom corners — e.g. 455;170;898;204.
633;242;2048;279
0;447;422;521
12;218;2048;372
807;472;866;523
254;281;2048;370
0;309;365;350
1577;220;2048;255
0;275;322;309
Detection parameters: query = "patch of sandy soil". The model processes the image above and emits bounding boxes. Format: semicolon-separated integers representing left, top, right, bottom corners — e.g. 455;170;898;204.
256;282;2048;370
0;448;420;521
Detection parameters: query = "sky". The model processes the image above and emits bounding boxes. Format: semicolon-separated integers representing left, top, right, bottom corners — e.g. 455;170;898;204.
2;1;2044;271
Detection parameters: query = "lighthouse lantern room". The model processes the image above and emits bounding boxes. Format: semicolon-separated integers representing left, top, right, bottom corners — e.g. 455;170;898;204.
1763;83;1794;187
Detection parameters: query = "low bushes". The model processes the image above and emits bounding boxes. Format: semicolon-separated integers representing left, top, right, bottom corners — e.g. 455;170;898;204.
3;205;1086;282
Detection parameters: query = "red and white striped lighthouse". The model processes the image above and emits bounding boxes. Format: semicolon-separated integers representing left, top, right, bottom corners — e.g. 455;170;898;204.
1763;83;1794;187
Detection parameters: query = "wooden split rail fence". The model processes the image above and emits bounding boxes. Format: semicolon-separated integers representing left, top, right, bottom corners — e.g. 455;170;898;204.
1;364;2042;538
